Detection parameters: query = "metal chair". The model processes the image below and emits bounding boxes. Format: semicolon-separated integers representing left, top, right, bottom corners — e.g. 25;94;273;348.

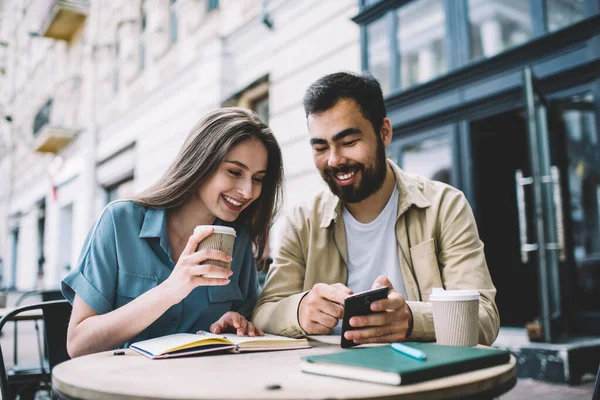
593;364;600;400
0;300;71;400
13;290;64;369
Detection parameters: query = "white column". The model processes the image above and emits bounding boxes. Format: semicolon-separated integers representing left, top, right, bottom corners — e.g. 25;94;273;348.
480;19;503;57
81;1;100;234
418;45;435;83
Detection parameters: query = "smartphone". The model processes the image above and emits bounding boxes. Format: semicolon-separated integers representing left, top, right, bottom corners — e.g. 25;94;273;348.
340;286;390;348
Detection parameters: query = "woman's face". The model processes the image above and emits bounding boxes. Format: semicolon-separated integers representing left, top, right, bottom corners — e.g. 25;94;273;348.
199;138;268;222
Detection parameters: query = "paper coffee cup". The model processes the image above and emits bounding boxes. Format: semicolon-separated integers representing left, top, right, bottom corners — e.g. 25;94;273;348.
430;288;480;347
194;225;236;278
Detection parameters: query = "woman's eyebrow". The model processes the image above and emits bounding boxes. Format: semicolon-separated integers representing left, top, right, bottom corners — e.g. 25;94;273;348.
224;160;267;174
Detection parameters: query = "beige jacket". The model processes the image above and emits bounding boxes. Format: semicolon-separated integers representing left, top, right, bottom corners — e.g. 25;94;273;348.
252;161;500;345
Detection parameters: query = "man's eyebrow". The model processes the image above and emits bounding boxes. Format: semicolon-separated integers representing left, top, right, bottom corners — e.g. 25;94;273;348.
309;128;361;146
224;160;267;174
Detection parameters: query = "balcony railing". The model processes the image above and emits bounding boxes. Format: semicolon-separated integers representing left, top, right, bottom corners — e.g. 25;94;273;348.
32;77;81;153
38;0;90;41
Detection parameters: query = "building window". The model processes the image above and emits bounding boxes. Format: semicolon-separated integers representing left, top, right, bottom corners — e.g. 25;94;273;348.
223;77;270;124
105;178;135;204
169;0;179;44
546;0;585;32
37;201;46;288
113;41;120;93
366;16;391;95
253;96;269;125
468;0;533;61
388;134;453;185
33;99;53;137
397;0;447;89
361;0;381;8
139;1;147;71
365;0;447;95
207;0;219;12
9;227;19;289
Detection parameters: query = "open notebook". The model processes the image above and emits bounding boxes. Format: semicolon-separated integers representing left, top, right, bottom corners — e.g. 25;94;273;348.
130;331;311;359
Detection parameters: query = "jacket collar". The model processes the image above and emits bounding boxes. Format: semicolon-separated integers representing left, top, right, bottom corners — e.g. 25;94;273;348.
319;159;431;228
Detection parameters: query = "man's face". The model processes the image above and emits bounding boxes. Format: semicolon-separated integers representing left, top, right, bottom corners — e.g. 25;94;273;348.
307;99;388;203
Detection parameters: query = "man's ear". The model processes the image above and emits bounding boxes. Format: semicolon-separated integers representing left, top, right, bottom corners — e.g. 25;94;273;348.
380;118;393;146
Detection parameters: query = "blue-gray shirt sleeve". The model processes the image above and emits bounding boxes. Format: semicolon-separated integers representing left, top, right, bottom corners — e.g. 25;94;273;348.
231;238;260;319
61;207;117;315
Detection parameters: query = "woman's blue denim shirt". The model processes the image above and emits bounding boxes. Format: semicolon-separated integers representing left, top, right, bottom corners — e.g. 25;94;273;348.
61;200;260;347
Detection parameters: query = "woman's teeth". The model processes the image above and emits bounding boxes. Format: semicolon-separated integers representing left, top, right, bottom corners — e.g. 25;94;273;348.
223;195;242;206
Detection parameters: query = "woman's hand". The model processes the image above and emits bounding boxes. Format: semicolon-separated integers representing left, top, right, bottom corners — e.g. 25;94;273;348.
162;227;233;305
210;312;264;337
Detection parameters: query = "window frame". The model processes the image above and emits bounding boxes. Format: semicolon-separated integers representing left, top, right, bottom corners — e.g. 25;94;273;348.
387;124;461;189
356;0;599;98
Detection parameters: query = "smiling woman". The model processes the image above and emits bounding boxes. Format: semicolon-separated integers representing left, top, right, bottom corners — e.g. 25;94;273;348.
60;108;284;358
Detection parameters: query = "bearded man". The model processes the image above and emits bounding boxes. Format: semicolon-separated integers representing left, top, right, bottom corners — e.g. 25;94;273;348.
252;72;499;345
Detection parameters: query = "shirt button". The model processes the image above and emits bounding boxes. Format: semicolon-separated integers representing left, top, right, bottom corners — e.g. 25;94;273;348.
171;320;177;326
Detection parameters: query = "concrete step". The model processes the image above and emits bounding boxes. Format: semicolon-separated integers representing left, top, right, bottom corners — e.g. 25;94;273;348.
493;327;600;384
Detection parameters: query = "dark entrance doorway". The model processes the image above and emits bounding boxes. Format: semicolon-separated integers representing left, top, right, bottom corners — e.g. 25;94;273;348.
470;110;539;327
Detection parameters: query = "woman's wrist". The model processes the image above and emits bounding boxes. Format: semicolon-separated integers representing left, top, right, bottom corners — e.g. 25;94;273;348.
156;280;184;308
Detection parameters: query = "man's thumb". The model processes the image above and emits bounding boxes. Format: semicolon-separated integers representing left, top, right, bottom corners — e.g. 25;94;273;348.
372;275;393;290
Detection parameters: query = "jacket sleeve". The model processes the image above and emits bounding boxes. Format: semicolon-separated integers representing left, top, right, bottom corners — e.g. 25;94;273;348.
251;215;310;337
408;190;500;346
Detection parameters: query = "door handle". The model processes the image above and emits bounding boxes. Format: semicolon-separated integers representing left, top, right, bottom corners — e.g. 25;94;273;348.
515;170;538;263
546;166;566;261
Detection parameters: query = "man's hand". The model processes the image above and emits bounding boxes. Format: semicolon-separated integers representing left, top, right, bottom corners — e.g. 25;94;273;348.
344;275;412;344
298;283;353;334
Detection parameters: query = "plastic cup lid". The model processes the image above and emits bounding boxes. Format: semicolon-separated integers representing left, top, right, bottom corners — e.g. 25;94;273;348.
193;225;236;236
429;288;480;301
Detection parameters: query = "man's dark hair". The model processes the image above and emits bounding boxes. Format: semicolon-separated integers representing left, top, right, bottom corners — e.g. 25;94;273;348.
303;71;387;134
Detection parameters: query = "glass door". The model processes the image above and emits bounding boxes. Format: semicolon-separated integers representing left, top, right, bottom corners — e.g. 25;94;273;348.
517;66;567;342
550;92;600;335
518;68;600;340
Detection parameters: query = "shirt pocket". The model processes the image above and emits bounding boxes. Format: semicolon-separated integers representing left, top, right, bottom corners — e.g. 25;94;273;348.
115;271;159;308
409;238;443;300
207;283;244;303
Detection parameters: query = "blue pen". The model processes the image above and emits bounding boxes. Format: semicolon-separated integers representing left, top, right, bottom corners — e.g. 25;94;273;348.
391;343;427;361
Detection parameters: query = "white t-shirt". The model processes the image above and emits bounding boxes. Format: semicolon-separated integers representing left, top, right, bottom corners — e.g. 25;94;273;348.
332;185;408;334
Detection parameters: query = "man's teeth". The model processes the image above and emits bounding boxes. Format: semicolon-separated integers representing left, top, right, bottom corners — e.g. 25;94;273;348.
337;171;356;181
224;195;242;206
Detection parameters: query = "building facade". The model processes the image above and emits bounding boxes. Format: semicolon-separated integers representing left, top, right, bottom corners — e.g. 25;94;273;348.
1;0;599;342
0;0;358;290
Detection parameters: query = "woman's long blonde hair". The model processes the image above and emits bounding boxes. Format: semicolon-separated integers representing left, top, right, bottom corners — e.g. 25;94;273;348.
131;107;284;269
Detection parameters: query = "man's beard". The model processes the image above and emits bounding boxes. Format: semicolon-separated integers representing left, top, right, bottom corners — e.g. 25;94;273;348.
321;137;387;203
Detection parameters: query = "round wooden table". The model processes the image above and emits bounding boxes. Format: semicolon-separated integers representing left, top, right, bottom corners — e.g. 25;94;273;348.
52;337;516;400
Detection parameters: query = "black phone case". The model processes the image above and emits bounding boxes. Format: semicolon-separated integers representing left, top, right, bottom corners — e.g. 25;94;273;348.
340;286;390;348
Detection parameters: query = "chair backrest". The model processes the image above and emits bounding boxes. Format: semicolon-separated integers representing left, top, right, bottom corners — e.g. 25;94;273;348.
15;289;64;306
41;300;71;370
0;300;72;400
41;290;65;303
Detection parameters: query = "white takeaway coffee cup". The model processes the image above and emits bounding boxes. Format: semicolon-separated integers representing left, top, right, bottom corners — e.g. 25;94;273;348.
430;288;480;347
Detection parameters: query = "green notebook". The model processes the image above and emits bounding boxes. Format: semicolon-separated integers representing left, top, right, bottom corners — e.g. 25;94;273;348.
301;342;510;386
